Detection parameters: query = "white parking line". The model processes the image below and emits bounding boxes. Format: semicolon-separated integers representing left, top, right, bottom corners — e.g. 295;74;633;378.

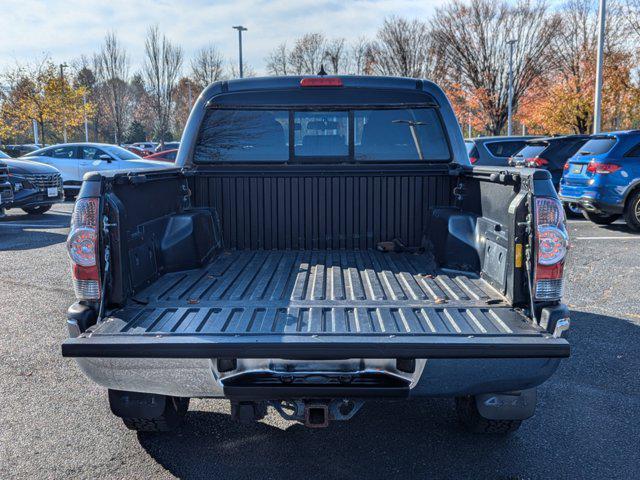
574;236;640;240
0;223;68;228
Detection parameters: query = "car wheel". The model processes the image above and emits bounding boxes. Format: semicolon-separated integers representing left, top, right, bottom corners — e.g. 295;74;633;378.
582;210;620;225
22;205;51;215
564;203;583;218
623;190;640;232
455;396;522;434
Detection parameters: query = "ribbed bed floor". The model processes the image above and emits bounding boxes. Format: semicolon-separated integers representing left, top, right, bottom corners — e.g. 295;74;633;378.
98;250;539;338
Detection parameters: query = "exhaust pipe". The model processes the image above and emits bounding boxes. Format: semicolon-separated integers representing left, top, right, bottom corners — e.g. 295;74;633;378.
304;403;329;428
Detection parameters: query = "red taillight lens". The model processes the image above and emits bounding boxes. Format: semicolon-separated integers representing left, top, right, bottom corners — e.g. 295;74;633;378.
67;198;101;300
586;161;621;174
564;162;570;170
527;157;548;167
469;156;478;164
300;77;343;87
534;197;568;300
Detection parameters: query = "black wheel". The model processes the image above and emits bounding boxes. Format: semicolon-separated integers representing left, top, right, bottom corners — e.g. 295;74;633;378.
455;396;522;434
582;210;620;225
564;203;583;219
117;395;190;432
623;190;640;232
64;190;77;201
21;205;51;215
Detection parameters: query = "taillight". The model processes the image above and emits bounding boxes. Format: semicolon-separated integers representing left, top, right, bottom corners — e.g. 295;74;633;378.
67;198;101;300
469;156;478;164
564;162;570;170
586;161;621;174
527;157;548;167
534;197;568;300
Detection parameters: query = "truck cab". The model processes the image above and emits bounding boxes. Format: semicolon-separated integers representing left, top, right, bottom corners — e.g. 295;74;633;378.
62;76;570;434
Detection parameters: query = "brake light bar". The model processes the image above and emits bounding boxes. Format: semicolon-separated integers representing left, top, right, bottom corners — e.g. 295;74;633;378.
300;77;343;87
586;162;621;174
67;197;101;301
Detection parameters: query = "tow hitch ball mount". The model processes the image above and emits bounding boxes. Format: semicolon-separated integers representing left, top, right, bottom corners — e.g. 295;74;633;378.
231;399;364;428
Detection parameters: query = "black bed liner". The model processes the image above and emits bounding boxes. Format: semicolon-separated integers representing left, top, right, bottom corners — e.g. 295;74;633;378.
62;250;570;359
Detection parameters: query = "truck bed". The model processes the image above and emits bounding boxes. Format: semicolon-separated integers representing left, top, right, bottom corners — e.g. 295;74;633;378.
63;250;570;359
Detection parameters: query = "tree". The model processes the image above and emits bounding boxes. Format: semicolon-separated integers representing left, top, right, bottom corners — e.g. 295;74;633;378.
94;32;131;143
191;45;226;88
288;33;327;74
519;0;634;134
368;17;434;78
173;77;201;138
124;120;147;144
265;42;289;76
324;38;348;74
349;37;375;75
143;25;183;145
431;0;561;134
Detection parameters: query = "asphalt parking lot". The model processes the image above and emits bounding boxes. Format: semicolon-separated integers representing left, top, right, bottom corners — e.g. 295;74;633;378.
1;202;639;480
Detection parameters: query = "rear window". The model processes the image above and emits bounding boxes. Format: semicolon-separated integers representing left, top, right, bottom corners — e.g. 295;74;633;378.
465;141;474;154
577;137;616;156
485;140;528;158
513;144;546;159
193;107;450;163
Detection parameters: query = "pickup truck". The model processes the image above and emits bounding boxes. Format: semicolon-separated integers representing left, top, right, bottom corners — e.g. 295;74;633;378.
62;76;570;434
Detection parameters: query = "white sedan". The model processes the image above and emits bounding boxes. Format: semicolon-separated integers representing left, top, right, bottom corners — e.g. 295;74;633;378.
22;143;170;198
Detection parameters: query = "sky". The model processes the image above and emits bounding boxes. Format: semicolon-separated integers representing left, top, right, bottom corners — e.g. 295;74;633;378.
0;0;448;75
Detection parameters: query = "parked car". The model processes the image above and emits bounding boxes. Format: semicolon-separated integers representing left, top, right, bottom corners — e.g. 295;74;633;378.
510;135;590;216
465;136;537;166
155;141;180;153
62;76;570;435
560;130;640;230
123;145;148;157
1;144;41;158
0;150;63;214
131;142;157;154
0;156;14;216
144;149;178;162
21;143;170;199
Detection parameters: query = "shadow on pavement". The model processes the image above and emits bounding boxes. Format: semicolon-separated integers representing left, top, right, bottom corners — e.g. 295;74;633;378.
0;227;68;250
136;310;640;480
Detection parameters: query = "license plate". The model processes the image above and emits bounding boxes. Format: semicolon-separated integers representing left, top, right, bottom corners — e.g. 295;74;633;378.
570;164;583;174
47;187;58;197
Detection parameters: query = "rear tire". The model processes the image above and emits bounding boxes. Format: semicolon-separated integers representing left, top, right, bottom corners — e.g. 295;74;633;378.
582;210;620;225
21;205;51;215
122;396;189;432
623;190;640;232
455;396;522;434
564;203;583;219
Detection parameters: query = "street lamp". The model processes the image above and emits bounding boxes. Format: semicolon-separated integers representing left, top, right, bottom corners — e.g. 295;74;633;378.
232;25;248;78
593;0;606;134
59;63;68;143
507;39;517;137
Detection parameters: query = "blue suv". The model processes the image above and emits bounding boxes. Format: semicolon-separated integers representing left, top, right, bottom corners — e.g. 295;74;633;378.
559;130;640;231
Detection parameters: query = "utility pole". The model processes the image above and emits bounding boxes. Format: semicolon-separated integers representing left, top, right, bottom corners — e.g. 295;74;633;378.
507;40;517;137
593;0;607;134
59;63;68;143
232;25;247;78
82;91;89;142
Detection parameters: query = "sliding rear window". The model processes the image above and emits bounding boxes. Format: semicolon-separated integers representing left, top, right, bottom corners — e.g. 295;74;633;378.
193;107;450;163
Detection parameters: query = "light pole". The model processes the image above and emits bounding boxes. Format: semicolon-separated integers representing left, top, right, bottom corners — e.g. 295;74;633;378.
82;91;89;142
507;39;517;137
232;25;247;78
59;63;68;143
593;0;606;134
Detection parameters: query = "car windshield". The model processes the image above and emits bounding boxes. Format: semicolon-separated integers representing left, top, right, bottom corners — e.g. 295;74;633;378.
514;144;546;158
106;145;142;160
578;137;616;155
194;107;450;163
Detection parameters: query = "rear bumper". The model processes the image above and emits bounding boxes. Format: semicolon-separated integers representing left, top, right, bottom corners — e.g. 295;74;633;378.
559;194;624;214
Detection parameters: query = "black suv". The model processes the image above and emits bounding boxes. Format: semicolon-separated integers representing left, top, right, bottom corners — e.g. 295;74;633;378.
0;150;63;214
